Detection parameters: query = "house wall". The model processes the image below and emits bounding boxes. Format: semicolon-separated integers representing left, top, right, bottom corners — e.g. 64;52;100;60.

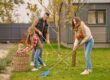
61;3;110;48
78;3;110;43
61;24;73;44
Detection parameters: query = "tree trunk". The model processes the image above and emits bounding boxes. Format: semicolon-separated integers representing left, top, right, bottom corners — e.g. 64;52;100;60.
58;2;66;49
58;2;63;49
72;51;76;66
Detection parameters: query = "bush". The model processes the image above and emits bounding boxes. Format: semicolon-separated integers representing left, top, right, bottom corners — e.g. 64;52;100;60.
0;58;7;71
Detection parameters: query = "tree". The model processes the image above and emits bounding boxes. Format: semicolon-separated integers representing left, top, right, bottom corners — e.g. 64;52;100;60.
0;0;24;23
37;0;87;49
47;0;65;49
27;2;39;22
47;0;75;48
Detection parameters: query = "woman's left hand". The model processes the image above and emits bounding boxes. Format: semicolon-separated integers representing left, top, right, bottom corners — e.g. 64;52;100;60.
73;45;79;52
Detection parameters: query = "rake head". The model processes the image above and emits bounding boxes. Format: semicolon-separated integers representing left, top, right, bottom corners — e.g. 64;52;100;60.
39;70;50;77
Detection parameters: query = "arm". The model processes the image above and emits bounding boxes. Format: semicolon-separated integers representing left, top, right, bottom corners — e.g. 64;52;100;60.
73;38;79;51
46;28;50;44
79;23;91;45
73;32;79;51
16;46;32;54
25;35;39;53
45;23;50;44
31;19;42;36
79;36;90;45
23;46;33;53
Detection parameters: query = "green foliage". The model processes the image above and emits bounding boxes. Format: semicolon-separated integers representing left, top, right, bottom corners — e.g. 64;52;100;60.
0;0;24;23
48;0;64;23
14;0;24;4
0;58;7;71
27;2;39;22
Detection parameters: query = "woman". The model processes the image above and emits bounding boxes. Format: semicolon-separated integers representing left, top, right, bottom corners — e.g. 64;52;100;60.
72;17;94;75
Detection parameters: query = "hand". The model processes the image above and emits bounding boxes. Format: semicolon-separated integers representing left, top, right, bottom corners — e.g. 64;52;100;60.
25;47;29;52
47;40;50;44
38;31;42;36
73;45;79;52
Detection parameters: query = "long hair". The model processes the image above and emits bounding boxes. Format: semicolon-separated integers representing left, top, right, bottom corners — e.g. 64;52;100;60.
19;32;27;44
72;17;81;29
25;27;35;46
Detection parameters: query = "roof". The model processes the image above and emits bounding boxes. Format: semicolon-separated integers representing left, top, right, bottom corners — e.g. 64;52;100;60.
73;0;110;4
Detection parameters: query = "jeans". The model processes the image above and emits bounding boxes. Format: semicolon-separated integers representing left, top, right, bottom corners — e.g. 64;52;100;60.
31;38;43;62
32;48;42;62
32;49;35;62
34;48;43;68
84;38;94;69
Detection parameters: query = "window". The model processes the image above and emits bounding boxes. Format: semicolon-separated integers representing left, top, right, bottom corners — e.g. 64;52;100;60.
88;11;96;24
88;10;106;25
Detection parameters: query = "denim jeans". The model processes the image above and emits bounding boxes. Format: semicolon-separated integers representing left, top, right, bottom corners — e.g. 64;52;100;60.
32;38;43;62
34;48;43;68
32;49;35;62
84;38;94;69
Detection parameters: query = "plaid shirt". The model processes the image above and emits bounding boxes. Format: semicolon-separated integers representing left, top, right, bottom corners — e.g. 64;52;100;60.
33;36;38;48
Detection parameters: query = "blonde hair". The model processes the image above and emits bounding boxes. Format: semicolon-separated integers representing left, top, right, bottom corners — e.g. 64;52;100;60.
25;27;35;46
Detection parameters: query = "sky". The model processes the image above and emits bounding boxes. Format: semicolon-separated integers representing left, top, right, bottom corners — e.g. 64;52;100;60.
12;0;49;23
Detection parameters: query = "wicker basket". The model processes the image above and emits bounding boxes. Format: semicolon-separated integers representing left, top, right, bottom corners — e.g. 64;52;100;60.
12;54;30;72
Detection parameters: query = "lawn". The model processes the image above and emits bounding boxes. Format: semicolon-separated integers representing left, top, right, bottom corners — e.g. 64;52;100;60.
10;43;110;80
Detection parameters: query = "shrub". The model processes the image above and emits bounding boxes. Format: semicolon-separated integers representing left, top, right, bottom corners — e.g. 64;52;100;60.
0;58;7;71
0;45;17;72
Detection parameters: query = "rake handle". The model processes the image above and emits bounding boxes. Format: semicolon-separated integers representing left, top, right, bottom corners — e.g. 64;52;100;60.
49;51;73;70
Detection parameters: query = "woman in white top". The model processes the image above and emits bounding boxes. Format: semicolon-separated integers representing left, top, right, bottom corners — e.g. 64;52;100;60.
72;17;94;75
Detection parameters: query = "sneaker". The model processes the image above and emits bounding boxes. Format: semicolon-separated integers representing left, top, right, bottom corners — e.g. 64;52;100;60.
30;62;34;66
31;68;38;71
88;69;92;73
80;69;90;75
43;63;46;67
39;63;46;69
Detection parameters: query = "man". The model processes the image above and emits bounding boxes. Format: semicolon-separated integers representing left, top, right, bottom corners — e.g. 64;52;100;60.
30;12;50;66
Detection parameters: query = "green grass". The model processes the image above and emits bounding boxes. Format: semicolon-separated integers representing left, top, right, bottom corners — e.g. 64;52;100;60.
10;43;110;80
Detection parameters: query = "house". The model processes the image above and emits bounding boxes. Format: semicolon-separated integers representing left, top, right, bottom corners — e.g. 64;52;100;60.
61;0;110;48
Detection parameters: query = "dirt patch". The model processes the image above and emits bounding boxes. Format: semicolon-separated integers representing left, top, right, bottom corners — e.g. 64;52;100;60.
0;50;9;59
0;67;12;80
0;43;14;59
0;74;10;80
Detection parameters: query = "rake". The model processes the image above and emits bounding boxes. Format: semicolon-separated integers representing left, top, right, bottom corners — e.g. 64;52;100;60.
38;50;76;77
